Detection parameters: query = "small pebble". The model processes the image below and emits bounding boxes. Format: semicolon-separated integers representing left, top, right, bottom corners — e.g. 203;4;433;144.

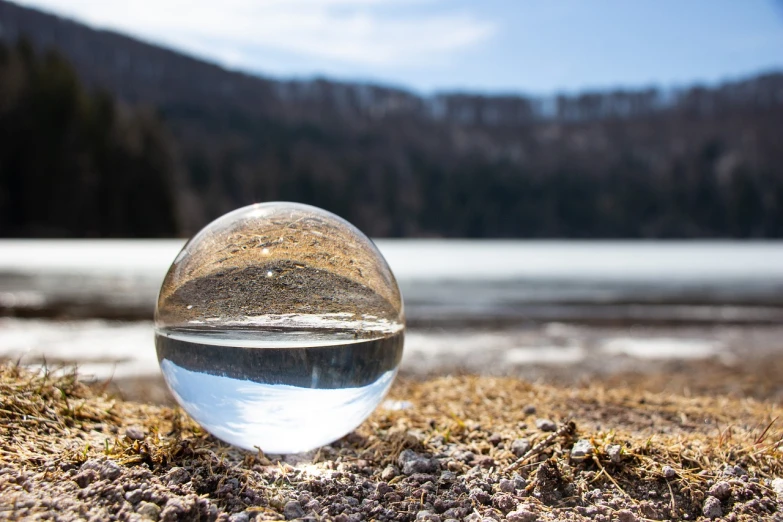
772;478;783;499
81;459;122;481
616;510;637;522
510;438;531;457
305;499;321;513
165;467;190;485
439;470;456;483
477;456;495;469
160;498;191;521
73;469;96;488
381;465;398;481
125;489;143;505
491;492;515;513
708;481;731;500
535;418;556;432
662;465;676;479
452;450;474;463
702;496;723;519
506;509;537;522
227;514;249;522
523;405;537;415
125;426;145;441
283;500;304;520
136;501;161;521
398;449;439;475
101;461;122;481
570;439;594;460
605;444;622;463
585;488;602;501
469;488;491;505
498;478;515;493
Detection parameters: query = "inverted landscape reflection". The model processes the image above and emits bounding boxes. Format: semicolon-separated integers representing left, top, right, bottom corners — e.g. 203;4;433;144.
160;359;397;453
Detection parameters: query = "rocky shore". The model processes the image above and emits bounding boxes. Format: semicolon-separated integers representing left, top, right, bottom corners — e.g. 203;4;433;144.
1;364;781;521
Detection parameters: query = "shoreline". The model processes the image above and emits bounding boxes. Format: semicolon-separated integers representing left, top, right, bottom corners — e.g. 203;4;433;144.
3;318;783;404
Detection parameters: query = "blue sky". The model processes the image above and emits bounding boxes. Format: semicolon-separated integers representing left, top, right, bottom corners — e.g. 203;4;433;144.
14;0;783;94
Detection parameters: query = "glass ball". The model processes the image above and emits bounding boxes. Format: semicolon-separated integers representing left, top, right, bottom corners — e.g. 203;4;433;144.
155;202;404;453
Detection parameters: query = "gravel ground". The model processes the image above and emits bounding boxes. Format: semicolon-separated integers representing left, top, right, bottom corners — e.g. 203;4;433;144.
1;364;782;521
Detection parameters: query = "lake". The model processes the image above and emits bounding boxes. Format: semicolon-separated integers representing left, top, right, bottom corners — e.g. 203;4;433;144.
1;240;782;388
1;240;782;325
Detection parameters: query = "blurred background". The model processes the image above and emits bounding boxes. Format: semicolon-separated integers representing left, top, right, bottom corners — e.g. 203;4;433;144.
1;0;782;400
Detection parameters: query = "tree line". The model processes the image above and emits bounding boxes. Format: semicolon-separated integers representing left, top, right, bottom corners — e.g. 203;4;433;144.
0;36;781;238
0;40;180;237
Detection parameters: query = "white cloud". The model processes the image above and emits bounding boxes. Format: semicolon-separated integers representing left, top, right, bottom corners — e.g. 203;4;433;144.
16;0;495;69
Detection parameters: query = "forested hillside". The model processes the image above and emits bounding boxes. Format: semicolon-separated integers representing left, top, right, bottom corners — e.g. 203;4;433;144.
0;39;181;237
1;0;782;238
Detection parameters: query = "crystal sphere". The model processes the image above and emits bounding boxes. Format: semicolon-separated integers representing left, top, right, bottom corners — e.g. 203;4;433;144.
155;202;404;453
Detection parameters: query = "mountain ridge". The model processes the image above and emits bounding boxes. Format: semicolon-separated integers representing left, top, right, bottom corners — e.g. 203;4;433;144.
1;0;782;239
4;0;781;126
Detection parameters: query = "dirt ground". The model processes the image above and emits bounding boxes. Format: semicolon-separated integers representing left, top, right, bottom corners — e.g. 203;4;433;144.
1;363;782;522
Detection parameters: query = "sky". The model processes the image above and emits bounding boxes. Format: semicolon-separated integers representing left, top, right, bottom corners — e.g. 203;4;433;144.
12;0;783;94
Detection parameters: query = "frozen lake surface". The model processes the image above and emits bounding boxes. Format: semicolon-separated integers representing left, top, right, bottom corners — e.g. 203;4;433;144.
1;317;781;390
2;240;783;325
1;240;782;389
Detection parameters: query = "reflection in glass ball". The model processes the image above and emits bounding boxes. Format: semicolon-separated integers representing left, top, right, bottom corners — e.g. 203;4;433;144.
155;202;404;453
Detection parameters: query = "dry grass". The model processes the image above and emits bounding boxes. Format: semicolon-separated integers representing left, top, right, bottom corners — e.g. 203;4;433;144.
1;363;781;521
